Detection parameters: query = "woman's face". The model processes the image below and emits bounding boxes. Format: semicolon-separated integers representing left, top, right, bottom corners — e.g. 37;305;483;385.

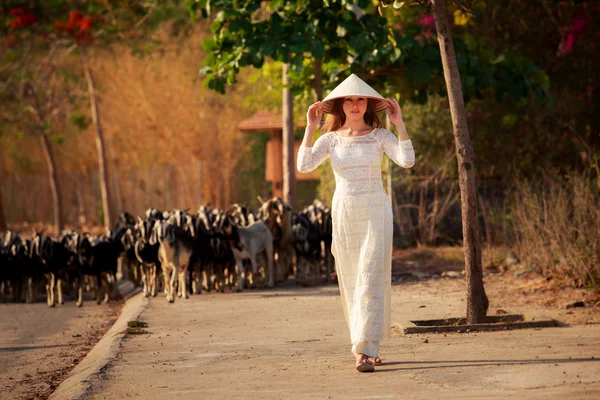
342;96;367;122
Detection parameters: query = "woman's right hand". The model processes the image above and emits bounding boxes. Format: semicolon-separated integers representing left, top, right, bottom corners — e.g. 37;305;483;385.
306;102;324;129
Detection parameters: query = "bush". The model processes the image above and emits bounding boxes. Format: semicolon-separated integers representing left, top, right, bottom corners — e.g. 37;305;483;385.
510;168;600;287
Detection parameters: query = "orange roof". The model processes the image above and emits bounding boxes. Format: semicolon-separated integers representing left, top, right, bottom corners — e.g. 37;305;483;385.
239;110;305;132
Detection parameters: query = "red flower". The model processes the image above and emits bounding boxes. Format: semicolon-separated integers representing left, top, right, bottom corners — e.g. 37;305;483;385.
55;10;103;44
6;34;18;47
21;13;38;26
557;10;588;56
10;18;22;28
9;7;25;16
417;14;436;31
68;10;83;26
78;16;93;31
8;9;37;29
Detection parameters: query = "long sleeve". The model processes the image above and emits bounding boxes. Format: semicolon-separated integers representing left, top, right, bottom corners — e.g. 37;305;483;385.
377;128;415;168
297;133;332;173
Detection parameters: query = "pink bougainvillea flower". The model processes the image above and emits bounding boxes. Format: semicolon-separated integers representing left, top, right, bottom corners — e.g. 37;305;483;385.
557;10;588;56
417;14;436;31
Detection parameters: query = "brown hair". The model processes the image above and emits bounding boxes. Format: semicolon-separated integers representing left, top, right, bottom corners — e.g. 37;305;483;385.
320;98;383;133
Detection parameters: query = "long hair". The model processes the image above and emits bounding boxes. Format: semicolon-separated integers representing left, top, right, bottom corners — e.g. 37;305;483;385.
320;98;383;133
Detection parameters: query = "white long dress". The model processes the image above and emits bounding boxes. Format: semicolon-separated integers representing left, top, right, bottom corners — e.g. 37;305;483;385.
297;128;415;353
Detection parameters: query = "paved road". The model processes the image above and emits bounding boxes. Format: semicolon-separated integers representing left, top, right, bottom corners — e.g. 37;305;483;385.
79;279;600;399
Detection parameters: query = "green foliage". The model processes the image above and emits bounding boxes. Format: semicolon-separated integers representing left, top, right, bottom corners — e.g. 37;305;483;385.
193;0;549;113
69;110;90;130
237;131;270;208
50;134;65;145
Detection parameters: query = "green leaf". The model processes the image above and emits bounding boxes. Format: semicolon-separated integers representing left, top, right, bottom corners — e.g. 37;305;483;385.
491;54;505;64
349;33;371;53
69;111;89;130
271;13;283;36
390;47;402;63
414;88;428;105
261;42;276;57
251;54;264;68
51;135;65;145
462;33;477;52
42;121;51;134
423;46;440;62
406;61;431;84
310;40;325;59
393;1;405;9
502;114;519;128
295;55;305;71
210;19;224;33
204;53;216;67
202;37;218;52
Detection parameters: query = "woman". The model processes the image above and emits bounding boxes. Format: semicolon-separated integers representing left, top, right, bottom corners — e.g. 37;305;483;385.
297;74;415;373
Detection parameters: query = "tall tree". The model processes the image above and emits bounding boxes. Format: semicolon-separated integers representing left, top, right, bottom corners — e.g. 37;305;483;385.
2;1;167;229
282;63;296;208
53;9;114;229
0;188;6;231
3;7;67;232
430;0;488;323
7;47;68;233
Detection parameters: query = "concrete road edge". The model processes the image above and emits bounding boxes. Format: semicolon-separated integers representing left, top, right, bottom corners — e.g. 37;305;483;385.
49;281;148;400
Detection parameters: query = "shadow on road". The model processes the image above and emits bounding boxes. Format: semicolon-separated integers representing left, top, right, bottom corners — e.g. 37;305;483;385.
376;357;599;372
0;343;72;352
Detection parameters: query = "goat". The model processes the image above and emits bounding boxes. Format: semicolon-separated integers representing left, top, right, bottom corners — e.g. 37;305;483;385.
292;212;323;281
134;218;161;297
220;216;274;292
150;220;193;303
258;197;295;283
76;232;121;305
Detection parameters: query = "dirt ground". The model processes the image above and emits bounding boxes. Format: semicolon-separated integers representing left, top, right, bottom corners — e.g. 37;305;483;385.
391;246;600;326
0;299;123;400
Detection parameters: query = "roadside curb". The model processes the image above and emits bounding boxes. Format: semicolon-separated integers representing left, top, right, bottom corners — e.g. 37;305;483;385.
49;281;148;400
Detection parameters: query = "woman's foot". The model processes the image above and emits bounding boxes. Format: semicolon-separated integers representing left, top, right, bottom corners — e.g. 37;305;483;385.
355;353;375;372
368;356;383;364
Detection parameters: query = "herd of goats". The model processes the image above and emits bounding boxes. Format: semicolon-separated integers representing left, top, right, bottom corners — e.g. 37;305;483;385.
0;197;334;306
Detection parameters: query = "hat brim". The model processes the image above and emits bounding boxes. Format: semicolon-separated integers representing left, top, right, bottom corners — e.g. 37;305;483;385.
318;96;389;114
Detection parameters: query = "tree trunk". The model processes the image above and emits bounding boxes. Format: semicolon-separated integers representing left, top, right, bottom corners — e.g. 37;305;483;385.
282;63;296;208
0;186;7;230
313;59;323;102
432;0;488;323
81;49;112;230
39;134;63;233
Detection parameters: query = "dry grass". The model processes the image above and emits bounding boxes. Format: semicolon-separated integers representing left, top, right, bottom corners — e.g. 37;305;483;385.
92;24;255;209
509;169;600;288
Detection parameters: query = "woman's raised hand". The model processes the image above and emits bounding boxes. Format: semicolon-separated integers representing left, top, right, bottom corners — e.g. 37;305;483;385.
306;102;324;129
385;97;404;126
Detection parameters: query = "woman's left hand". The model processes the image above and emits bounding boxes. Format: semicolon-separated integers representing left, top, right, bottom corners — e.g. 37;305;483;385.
385;97;404;126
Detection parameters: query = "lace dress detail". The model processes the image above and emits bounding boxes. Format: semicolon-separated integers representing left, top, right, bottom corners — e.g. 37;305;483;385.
297;128;415;344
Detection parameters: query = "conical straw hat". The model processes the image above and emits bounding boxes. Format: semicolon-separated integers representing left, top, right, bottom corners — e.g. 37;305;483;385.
318;74;388;114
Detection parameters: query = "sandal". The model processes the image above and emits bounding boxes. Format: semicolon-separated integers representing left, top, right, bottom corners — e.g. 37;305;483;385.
369;356;383;364
356;354;375;373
